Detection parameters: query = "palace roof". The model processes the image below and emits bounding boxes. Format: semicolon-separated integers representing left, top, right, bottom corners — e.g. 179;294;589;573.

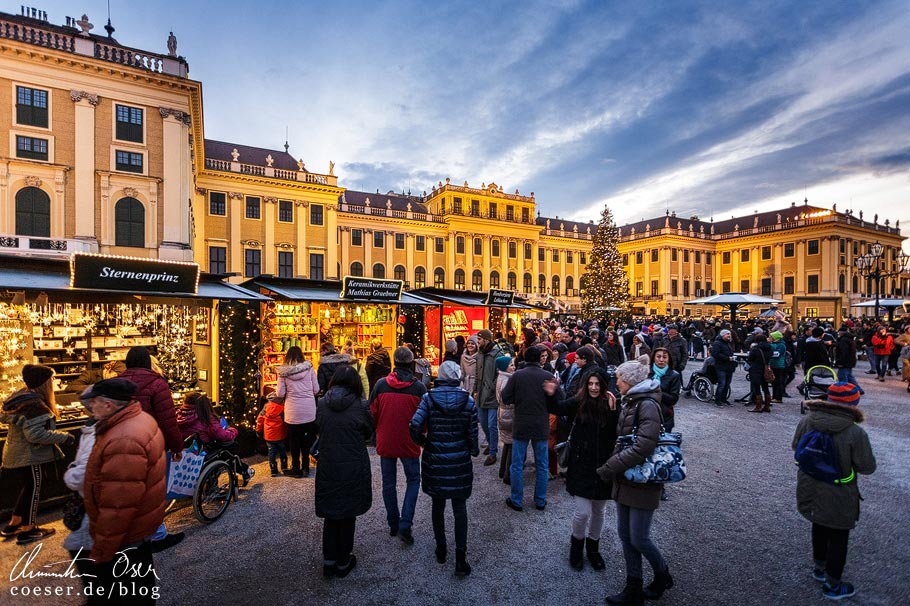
204;139;303;172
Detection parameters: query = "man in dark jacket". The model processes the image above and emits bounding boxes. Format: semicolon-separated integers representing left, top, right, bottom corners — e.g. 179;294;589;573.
501;345;564;511
369;346;427;544
834;325;862;393
473;329;504;466
665;325;688;374
365;339;392;392
711;330;736;406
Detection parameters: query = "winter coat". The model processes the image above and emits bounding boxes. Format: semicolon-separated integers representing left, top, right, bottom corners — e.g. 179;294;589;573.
769;341;787;369
409;382;479;500
792;399;876;530
460;352;477;395
603;340;625;366
495;370;515;444
365;348;392;392
711;337;736;372
370;369;427;458
801;339;831;372
85;403;165;563
747;342;773;384
117;367;183;455
501;362;563;442
255;401;287;442
834;334;857;369
276;361;319;425
651;368;681;432
629;340;651;360
317;352;353;394
871;332;894;356
63;422;95;552
314;386;373;519
666;334;689;373
597;379;664;511
475;342;504;408
350;359;370;398
0;389;71;468
176;406;238;445
549;395;618;500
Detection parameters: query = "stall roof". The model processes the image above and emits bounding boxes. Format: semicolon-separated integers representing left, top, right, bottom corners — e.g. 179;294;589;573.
243;277;440;306
410;287;539;309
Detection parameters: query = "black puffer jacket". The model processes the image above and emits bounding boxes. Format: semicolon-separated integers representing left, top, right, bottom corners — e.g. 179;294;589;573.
314;386;373;519
711;336;736;371
409;381;479;500
548;394;619;500
317;353;353;394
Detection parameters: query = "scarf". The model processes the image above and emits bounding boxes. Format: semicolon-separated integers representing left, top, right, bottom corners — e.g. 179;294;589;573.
652;364;669;381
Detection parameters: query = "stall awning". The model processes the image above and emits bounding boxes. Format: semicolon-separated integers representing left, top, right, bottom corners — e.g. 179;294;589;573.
243;277;440;306
196;280;272;301
410;287;538;309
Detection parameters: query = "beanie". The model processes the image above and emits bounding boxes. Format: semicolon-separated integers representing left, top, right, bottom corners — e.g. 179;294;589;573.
476;329;494;341
393;346;414;365
495;355;513;372
566;352;577;364
22;364;54;389
437;361;461;382
445;340;457;354
719;329;732;338
827;382;861;405
811;327;824;338
615;355;651;386
770;331;783;342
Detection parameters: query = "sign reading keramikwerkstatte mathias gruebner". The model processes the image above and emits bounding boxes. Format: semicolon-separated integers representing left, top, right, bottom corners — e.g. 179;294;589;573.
71;253;200;294
341;276;403;301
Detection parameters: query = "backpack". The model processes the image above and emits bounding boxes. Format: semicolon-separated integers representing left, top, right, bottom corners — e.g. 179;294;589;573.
794;430;846;484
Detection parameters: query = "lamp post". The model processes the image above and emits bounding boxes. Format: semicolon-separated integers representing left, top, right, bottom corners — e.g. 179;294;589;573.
853;241;910;322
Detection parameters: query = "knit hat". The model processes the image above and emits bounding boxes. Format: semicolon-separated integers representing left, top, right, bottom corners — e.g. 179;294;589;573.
82;378;138;403
445;340;457;354
827;382;861;405
495;355;513;372
770;331;783;342
476;329;494;341
838;324;850;333
437;361;461;382
393;346;414;365
566;352;577;364
22;364;54;389
811;327;824;338
615;355;651;386
719;329;732;338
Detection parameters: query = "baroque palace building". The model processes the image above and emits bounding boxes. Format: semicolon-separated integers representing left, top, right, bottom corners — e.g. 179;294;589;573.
1;7;907;321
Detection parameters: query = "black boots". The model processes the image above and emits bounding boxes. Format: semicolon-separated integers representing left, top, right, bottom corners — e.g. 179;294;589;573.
435;544;447;564
586;538;606;570
454;548;471;577
642;566;674;599
569;536;584;570
606;576;644;605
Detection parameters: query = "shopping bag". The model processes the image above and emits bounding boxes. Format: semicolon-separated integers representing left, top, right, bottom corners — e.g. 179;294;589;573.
166;445;206;499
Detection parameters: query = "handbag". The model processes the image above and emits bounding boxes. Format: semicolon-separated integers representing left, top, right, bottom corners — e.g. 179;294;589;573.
761;350;775;383
165;442;207;499
616;401;686;484
62;491;85;531
554;416;576;468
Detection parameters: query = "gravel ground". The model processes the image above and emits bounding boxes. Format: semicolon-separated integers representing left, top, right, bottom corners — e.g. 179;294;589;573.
2;365;909;606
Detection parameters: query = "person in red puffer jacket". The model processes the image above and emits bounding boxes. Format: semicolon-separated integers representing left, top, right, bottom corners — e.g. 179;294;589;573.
870;326;893;382
256;395;288;476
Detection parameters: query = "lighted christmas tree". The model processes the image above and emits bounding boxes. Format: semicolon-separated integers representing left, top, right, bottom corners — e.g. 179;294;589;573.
156;306;197;389
581;205;630;317
218;303;262;430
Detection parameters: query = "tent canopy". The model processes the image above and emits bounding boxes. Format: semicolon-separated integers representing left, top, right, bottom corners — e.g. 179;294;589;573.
686;293;783;305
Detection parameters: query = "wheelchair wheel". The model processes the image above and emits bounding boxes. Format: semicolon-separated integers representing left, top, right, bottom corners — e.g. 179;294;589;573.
193;460;235;523
693;377;714;403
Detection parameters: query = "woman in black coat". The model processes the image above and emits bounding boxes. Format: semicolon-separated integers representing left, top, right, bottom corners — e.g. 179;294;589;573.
544;367;619;572
409;361;479;577
315;365;374;578
648;348;681;432
603;331;626;367
747;334;774;413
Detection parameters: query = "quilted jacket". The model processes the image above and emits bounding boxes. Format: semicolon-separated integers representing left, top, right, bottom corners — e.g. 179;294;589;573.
0;389;71;468
117;367;182;455
255;401;287;442
276;361;319;425
370;369;427;458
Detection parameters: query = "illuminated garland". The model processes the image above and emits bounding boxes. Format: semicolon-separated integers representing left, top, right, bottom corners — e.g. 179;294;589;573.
218;303;262;430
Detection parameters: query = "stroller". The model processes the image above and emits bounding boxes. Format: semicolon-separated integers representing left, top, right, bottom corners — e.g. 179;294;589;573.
800;365;837;415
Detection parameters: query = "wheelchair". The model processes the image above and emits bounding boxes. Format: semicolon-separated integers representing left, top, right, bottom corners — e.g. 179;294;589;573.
182;435;253;524
682;358;728;403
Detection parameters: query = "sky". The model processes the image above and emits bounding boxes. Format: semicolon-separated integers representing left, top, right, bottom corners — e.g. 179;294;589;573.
25;1;910;237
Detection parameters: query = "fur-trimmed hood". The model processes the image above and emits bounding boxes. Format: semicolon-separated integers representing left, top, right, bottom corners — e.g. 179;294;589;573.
277;360;314;378
804;398;865;426
1;389;51;420
319;353;353;366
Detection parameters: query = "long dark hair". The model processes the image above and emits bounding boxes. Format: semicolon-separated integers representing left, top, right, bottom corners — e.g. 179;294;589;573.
184;392;215;426
574;369;614;427
284;346;304;365
327;365;364;398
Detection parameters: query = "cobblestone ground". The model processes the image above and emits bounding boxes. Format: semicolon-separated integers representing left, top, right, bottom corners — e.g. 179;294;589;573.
2;365;909;606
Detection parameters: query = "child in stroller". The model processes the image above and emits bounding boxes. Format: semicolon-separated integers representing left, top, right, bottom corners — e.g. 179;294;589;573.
799;365;838;414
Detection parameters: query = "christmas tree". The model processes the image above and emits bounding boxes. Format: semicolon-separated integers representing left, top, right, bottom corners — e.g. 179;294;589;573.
581;205;630;317
218;302;262;430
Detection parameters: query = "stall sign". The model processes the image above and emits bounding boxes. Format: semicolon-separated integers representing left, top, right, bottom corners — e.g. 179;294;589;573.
341;276;403;301
486;289;515;307
71;253;200;294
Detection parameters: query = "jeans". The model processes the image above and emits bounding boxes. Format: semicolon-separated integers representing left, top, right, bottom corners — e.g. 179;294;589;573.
835;368;864;394
866;347;877;373
380;457;420;531
616;503;666;579
715;368;733;403
874;354;888;378
509;439;549;508
477;408;499;456
323;517;356;566
267;440;288;472
432;497;467;551
572;496;608;540
812;523;850;584
287;421;318;473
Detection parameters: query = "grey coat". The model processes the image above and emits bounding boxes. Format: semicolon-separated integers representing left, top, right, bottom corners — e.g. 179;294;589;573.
792;399;876;530
1;389;71;468
474;343;504;409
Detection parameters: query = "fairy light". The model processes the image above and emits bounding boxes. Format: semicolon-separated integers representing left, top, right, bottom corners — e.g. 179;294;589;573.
218;303;262;430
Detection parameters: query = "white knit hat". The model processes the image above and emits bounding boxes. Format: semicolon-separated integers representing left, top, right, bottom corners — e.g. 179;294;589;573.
615;355;651;386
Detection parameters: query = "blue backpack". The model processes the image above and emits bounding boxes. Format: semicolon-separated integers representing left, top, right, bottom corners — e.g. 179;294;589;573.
794;430;850;484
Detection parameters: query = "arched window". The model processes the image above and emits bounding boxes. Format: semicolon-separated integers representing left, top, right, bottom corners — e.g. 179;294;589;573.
523;273;532;293
490;271;500;289
415;267;426;289
394;265;406;281
373;263;385;279
507;272;516;290
472;270;483;291
851;274;858;294
580;276;587;293
552;275;561;296
838;274;846;294
539;274;547;294
566;275;574;294
434;267;445;288
350;262;363;277
454;269;466;290
15;187;50;238
115;197;145;248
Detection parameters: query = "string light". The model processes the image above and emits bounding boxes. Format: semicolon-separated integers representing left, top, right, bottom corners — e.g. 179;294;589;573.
218;303;262;431
582;205;631;317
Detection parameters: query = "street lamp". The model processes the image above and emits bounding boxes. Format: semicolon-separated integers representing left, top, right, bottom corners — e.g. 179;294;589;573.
853;241;910;321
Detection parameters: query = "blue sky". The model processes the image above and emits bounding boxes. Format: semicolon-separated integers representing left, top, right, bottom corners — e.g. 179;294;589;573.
28;1;910;234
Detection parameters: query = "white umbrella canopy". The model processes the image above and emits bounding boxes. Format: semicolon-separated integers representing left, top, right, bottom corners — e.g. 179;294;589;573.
593;306;623;312
686;293;784;305
850;298;909;308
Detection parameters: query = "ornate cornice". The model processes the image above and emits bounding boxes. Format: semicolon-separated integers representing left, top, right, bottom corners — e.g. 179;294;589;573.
159;107;191;126
240;239;263;247
263;196;278;204
70;90;99;106
195;187;208;195
228;192;243;200
295;200;310;208
24;176;42;187
122;187;139;198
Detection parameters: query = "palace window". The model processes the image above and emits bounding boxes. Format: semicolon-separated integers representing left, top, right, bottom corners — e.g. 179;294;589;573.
761;246;771;260
523;273;532;293
310;204;324;225
538;247;545;262
114;197;144;248
244;249;261;278
474;238;483;256
350;262;364;277
722;281;731;293
508;272;517;290
209;192;226;216
416;235;425;251
567;251;574;264
471;199;480;216
552;276;560;296
506;205;514;221
553;249;560;263
671;249;678;262
278;200;293;223
415;267;426;289
524;242;532;259
396;233;406;249
566;275;574;294
15;187;50;240
838;274;846;294
434;267;445;288
580;252;586;264
784;243;795;257
651;250;658;262
278;251;293;278
695;251;701;263
722;251;731;264
808;239;819;255
16;86;48;127
784;276;795;295
761;278;771;296
209;246;226;274
472;270;483;291
454;269;465;290
351;229;363;246
491;271;501;289
539;274;547;294
683;281;690;297
374;231;384;248
740;249;749;262
394;265;406;281
741;279;750;293
636;252;643;264
623;254;629;265
453;197;462;214
435;237;444;253
115;150;143;173
509;241;517;258
456;236;465;254
807;274;819;294
16;136;48;161
651;280;659;296
705;252;712;264
671;280;678;297
115;104;143;143
683;250;689;262
636;282;643;297
245;196;261;219
310;253;324;280
373;263;385;279
522;208;530;223
489;202;498;219
492;240;501;257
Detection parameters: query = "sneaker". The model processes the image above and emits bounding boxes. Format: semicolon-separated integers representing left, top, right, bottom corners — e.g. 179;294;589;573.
505;498;523;512
242;467;255;486
334;554;357;578
822;581;856;600
535;503;546;511
16;527;55;545
1;523;22;537
812;568;826;582
150;532;185;553
399;528;414;545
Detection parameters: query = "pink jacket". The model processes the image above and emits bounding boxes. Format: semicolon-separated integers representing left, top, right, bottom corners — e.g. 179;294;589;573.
176;406;238;445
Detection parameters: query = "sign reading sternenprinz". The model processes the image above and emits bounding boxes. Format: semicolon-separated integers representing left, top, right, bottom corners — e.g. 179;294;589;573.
341;276;403;301
71;253;200;294
486;289;515;306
